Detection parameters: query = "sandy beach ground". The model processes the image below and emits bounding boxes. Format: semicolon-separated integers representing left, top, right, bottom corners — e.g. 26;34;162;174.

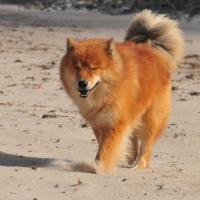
0;5;200;200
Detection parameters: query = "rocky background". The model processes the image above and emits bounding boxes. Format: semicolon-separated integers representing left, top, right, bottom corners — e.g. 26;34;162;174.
0;0;200;16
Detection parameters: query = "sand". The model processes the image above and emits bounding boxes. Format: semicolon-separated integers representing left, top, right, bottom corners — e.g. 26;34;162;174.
0;5;200;200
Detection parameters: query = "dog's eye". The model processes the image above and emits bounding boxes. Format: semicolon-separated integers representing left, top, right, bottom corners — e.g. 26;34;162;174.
75;65;80;70
90;67;97;70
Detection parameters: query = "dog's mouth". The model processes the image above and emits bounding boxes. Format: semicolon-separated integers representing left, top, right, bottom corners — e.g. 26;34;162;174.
79;82;99;98
79;89;89;98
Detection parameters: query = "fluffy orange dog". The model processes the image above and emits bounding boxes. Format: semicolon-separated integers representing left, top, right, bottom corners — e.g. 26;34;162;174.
60;10;184;172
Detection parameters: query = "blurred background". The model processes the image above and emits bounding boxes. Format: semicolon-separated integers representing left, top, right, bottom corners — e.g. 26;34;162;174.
0;0;199;17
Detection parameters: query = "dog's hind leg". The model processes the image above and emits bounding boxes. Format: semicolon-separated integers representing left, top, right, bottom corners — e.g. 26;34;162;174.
126;134;141;167
135;83;171;169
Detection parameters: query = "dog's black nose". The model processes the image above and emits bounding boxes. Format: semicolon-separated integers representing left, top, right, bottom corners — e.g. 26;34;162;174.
78;80;88;89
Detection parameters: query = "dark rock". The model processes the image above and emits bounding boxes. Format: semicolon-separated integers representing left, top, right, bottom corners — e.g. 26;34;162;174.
0;0;200;16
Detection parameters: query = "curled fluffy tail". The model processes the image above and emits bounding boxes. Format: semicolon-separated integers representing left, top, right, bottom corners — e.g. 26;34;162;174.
125;10;185;66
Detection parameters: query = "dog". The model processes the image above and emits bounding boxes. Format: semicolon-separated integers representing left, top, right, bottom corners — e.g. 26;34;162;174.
60;10;184;172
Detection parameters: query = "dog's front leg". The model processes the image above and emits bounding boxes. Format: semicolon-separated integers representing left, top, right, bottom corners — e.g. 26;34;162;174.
95;123;129;173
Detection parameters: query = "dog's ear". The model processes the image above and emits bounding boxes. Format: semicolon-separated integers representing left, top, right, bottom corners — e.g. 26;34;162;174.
106;38;116;56
66;38;76;53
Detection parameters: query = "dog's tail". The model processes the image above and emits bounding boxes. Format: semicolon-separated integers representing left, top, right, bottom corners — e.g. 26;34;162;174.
125;10;184;69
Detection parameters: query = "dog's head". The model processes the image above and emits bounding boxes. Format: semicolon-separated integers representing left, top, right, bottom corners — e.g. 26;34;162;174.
63;38;120;98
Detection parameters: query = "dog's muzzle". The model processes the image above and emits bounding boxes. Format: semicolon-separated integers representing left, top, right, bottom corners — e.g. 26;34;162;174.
78;80;99;98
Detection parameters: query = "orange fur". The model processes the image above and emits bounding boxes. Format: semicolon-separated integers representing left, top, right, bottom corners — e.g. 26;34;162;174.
60;11;184;172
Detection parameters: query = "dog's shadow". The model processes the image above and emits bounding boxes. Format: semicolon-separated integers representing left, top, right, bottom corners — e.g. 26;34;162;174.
0;151;96;174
